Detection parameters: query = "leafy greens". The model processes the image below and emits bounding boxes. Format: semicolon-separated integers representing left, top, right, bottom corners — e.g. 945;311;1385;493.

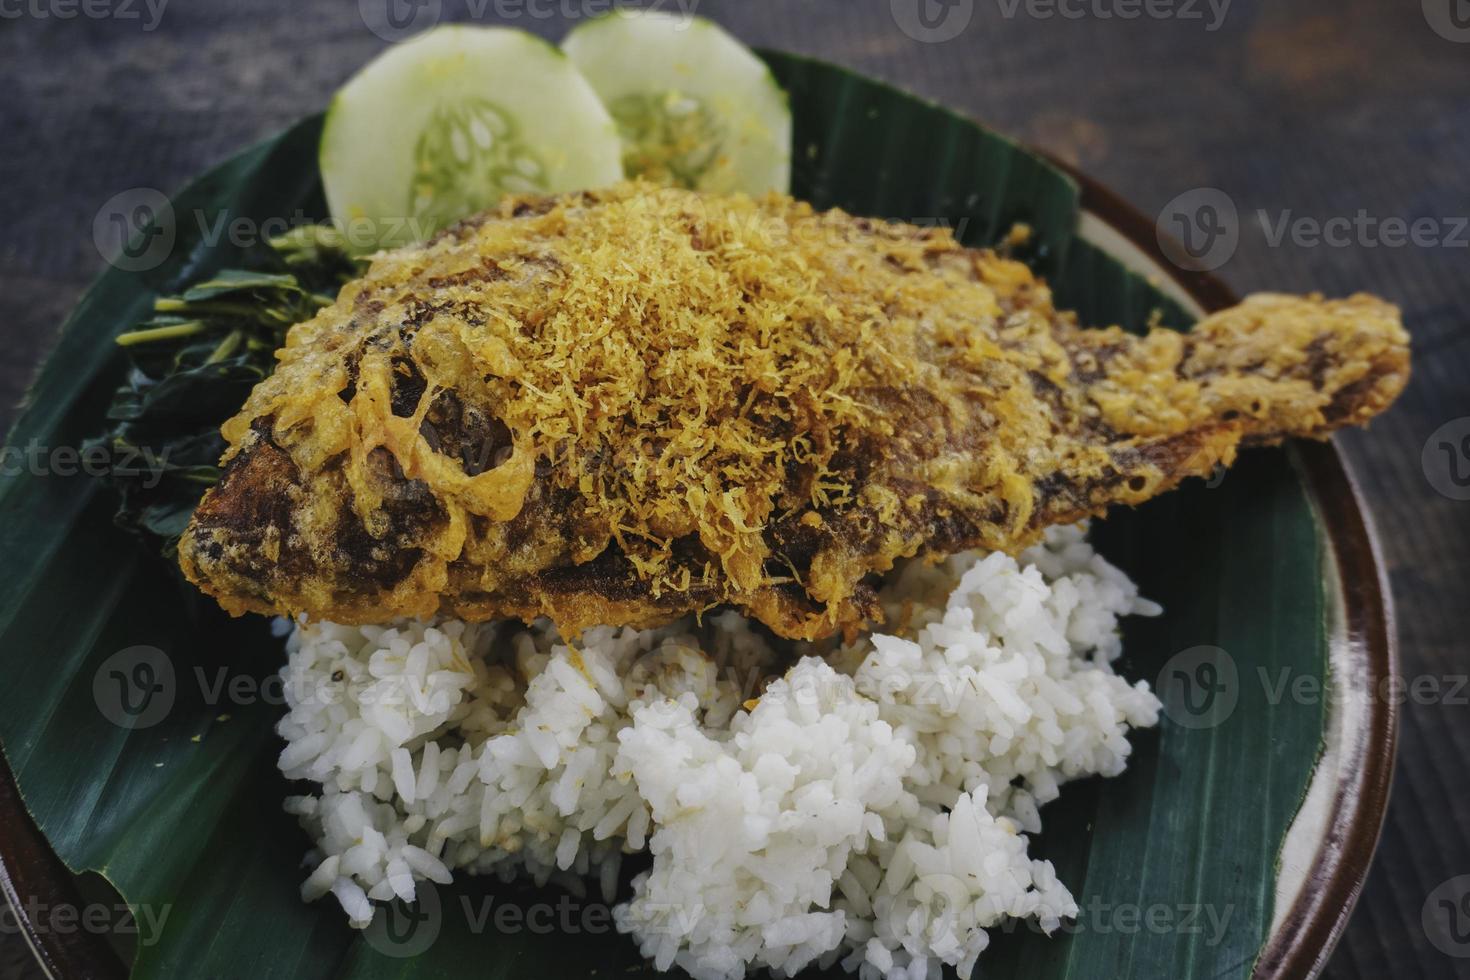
86;226;364;551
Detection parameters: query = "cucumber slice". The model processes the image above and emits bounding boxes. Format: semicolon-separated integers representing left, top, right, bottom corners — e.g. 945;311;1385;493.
563;11;791;195
321;26;623;253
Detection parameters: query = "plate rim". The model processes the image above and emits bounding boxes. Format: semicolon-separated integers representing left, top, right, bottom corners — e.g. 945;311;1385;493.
0;751;123;977
1052;158;1399;980
0;142;1398;980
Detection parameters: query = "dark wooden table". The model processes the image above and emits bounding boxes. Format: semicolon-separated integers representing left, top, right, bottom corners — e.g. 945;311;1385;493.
1;1;1466;977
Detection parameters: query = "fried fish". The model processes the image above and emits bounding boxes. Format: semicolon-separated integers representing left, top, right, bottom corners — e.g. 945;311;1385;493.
178;182;1409;639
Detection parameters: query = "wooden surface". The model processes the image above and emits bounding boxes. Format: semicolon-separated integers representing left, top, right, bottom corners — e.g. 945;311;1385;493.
0;1;1466;977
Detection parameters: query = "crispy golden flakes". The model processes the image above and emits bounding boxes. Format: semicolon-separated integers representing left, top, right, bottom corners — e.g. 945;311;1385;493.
179;182;1409;638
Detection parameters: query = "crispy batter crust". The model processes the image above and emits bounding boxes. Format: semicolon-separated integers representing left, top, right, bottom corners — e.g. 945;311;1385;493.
178;182;1409;638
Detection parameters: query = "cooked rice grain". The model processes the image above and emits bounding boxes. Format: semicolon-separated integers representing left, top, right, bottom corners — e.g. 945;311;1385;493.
276;525;1160;979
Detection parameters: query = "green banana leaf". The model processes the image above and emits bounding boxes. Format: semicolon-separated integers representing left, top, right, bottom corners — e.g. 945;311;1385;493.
0;50;1326;980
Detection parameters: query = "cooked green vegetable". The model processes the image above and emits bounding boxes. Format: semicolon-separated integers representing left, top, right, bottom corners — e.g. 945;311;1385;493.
87;227;363;551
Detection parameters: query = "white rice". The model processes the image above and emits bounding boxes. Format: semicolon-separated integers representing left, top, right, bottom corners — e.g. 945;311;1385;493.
275;524;1161;977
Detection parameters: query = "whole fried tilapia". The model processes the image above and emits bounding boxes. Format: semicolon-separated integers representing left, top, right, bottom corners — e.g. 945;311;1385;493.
178;182;1409;639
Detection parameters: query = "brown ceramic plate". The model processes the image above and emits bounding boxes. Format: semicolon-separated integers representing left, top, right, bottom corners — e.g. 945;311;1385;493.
0;135;1396;980
1056;163;1397;979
